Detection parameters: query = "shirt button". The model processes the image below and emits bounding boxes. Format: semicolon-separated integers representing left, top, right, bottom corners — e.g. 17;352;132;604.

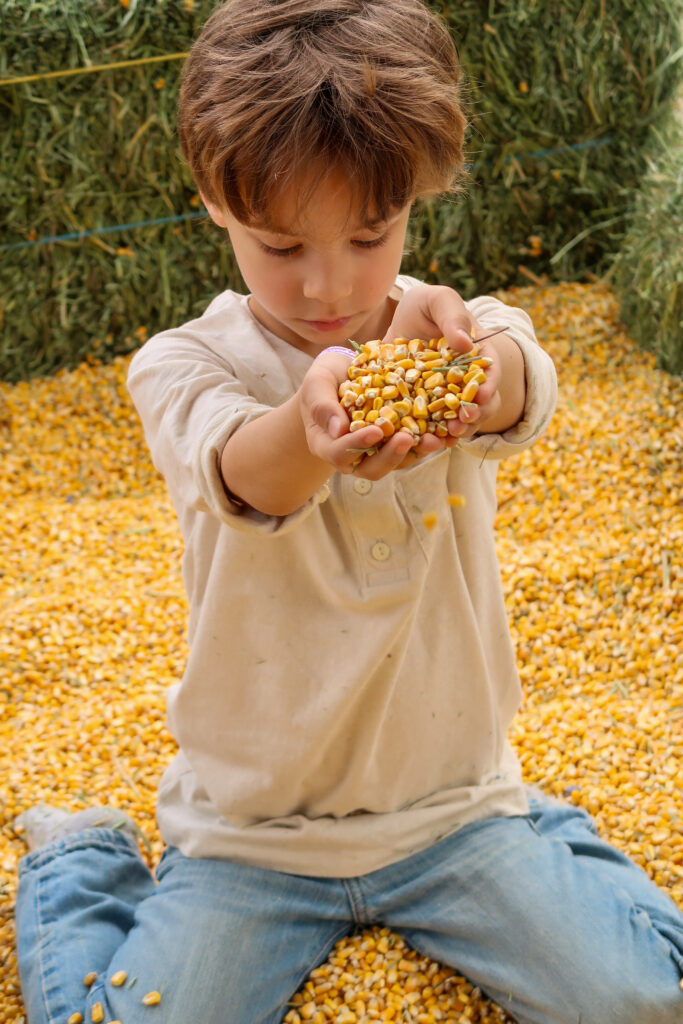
370;540;391;562
353;478;372;495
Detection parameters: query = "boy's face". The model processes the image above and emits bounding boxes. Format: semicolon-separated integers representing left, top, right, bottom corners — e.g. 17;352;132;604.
202;171;411;356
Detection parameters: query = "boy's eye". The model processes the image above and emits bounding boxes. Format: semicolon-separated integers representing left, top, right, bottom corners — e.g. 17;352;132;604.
257;234;388;256
352;234;388;250
259;242;301;258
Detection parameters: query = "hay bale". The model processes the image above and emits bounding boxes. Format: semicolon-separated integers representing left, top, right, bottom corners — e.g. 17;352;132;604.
611;114;683;375
415;0;683;292
0;0;681;380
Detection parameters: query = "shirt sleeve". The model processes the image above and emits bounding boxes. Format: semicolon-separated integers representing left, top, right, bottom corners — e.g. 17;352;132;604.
127;328;330;535
461;295;558;461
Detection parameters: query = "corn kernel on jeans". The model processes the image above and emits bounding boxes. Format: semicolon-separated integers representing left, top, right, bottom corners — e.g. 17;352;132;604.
16;790;683;1024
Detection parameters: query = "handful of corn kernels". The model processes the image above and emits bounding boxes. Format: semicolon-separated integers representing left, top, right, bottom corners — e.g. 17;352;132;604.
338;335;494;448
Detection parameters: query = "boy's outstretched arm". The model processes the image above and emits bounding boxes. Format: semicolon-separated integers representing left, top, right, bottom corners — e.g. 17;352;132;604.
219;351;421;516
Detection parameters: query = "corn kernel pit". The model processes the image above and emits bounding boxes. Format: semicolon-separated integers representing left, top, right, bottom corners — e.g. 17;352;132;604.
0;282;681;1024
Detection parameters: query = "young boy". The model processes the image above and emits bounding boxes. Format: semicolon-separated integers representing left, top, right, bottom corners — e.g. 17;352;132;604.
15;1;683;1022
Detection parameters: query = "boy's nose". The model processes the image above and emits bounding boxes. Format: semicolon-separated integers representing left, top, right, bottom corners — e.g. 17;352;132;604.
302;256;353;304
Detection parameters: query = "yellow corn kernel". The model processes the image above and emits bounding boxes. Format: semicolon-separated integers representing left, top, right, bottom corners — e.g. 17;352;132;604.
447;493;466;508
444;393;460;411
372;396;383;411
460;380;479;403
348;420;367;432
351;410;366;421
435;422;449;437
463;369;486;385
142;990;162;1006
391;399;412;417
412;395;429;419
83;973;98;988
68;1014;84;1024
446;367;465;384
397;379;411;399
381;385;399;400
423;372;445;390
364;410;379;424
91;1004;104;1024
375;416;395;438
400;415;420;434
427;398;446;413
422;512;438;531
379;405;400;424
110;970;127;987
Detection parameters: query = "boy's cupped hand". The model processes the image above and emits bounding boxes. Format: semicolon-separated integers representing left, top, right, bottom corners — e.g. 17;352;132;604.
299;285;508;479
383;284;506;441
300;350;446;479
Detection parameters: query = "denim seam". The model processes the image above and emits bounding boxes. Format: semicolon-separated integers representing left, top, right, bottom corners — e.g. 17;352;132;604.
342;877;370;925
35;861;69;1024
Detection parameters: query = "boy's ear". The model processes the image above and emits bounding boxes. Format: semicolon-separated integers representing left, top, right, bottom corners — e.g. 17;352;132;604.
200;192;228;228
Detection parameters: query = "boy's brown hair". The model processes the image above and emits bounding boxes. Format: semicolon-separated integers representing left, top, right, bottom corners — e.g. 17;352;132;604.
178;0;467;225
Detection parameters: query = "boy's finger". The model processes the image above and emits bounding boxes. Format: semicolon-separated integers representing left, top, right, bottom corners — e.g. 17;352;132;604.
419;286;474;351
346;431;414;478
382;285;474;351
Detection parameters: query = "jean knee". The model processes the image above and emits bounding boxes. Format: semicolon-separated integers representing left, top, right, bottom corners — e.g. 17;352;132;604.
571;964;683;1024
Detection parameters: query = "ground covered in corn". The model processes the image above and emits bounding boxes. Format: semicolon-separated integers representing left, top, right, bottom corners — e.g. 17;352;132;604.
0;281;681;1023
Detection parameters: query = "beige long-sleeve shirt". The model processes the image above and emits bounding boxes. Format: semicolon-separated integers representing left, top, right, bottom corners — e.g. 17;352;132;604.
127;275;557;877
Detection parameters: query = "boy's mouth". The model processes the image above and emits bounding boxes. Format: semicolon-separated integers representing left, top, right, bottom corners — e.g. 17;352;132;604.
303;316;353;332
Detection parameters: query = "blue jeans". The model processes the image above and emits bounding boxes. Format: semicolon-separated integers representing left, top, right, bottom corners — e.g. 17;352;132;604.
16;791;683;1024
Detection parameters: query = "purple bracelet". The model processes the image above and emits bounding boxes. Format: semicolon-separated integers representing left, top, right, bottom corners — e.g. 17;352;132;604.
314;345;355;360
